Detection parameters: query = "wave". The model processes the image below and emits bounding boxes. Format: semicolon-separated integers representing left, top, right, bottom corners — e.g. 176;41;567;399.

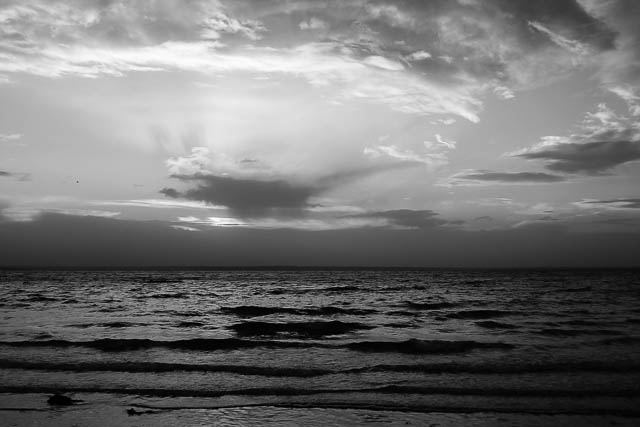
362;361;640;374
267;285;362;295
0;338;513;354
2;302;30;308
598;336;640;345
475;321;518;329
136;401;640;418
403;301;459;310
446;310;514;320
176;321;205;328
346;339;514;354
68;321;144;329
537;328;624;337
229;320;373;338
0;338;324;352
141;292;188;299
142;277;183;284
321;285;362;293
386;310;422;317
220;305;376;317
0;360;334;377
23;294;58;302
158;310;206;317
556;286;592;293
1;385;637;399
560;320;601;327
2;359;638;376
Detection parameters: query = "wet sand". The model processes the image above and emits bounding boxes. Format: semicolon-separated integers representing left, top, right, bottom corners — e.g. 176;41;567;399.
1;393;638;427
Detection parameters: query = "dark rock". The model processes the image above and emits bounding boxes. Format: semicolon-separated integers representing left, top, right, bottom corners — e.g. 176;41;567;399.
47;394;75;406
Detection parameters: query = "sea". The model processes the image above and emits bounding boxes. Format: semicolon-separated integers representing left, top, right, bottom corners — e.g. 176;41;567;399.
0;269;639;426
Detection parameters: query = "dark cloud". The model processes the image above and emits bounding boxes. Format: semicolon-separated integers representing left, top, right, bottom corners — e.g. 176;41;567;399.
584;198;640;209
161;174;317;216
161;162;419;217
346;209;447;229
517;140;640;174
233;0;619;90
457;171;566;183
0;170;29;181
158;188;181;199
494;0;616;50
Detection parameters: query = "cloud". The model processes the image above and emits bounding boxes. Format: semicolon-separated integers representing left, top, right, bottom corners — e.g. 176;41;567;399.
364;145;434;165
425;134;457;150
528;21;591;56
161;144;423;217
449;170;566;184
579;198;640;209
161;156;421;218
608;85;640;117
0;1;484;121
299;17;327;31
171;225;201;232
0;170;30;181
345;209;448;229
91;199;219;210
166;147;213;175
517;140;640;174
0;133;22;143
406;50;432;61
514;103;640;174
3;212;638;267
161;174;317;217
0;206;120;222
579;0;640;112
364;133;457;168
0;0;626;123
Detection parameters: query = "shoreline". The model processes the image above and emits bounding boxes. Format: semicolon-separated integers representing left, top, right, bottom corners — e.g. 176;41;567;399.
1;392;640;427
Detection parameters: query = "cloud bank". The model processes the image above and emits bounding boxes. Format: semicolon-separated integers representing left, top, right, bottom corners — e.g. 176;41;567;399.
514;103;640;174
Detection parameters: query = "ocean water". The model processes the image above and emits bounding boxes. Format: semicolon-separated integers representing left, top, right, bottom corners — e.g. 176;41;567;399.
0;269;639;426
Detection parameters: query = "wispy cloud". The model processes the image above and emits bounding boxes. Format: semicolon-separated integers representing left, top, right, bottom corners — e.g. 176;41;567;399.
91;199;220;210
344;209;448;229
443;170;566;186
0;170;30;181
580;0;640;112
0;133;22;143
0;206;119;222
299;17;327;31
528;21;591;57
576;198;640;210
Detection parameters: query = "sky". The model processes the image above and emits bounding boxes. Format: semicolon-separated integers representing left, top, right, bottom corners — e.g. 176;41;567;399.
1;0;639;266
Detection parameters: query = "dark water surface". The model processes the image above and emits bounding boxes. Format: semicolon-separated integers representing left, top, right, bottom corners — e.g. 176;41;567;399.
1;269;639;425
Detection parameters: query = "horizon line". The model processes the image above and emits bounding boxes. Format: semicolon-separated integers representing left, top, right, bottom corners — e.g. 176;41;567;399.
1;265;639;271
